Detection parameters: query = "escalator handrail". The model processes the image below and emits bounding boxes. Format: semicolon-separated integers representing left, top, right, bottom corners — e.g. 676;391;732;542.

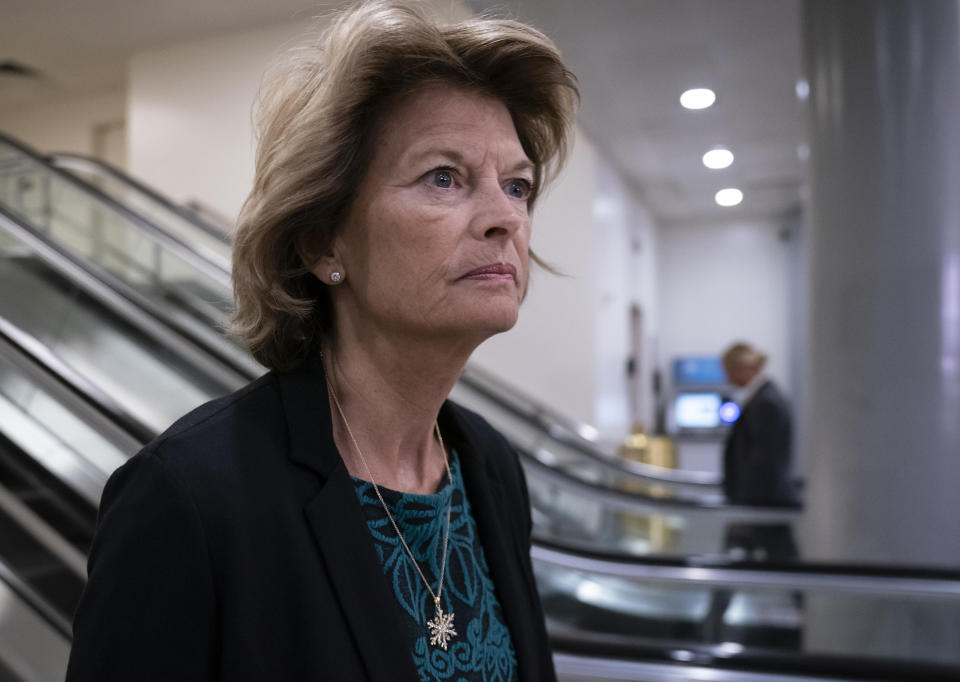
47;152;232;247
519;443;799;519
460;364;724;488
0;478;87;579
0;131;232;287
551;634;960;682
553;651;832;682
531;540;960;599
0;206;252;388
0;313;154;447
0;555;72;639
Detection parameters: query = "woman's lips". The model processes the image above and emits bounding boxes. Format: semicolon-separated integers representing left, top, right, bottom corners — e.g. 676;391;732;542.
460;263;517;282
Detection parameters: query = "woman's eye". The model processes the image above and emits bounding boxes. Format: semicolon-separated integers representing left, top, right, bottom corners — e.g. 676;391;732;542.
430;169;454;188
506;179;531;200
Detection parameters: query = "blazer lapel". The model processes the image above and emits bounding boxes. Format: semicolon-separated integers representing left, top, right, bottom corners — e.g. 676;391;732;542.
303;469;418;681
447;406;546;681
277;357;417;682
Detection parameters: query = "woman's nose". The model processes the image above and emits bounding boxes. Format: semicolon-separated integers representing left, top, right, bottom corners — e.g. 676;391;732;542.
471;182;528;240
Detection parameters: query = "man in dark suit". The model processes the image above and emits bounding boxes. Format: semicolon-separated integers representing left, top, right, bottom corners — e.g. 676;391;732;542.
720;342;799;560
722;343;797;509
703;343;801;642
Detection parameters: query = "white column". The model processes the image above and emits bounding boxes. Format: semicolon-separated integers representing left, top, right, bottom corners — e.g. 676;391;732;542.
801;0;960;661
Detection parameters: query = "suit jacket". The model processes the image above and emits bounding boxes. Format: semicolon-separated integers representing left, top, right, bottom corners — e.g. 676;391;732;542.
66;356;556;681
723;379;796;506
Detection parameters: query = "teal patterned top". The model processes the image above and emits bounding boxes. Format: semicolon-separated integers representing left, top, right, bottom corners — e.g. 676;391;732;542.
352;451;518;682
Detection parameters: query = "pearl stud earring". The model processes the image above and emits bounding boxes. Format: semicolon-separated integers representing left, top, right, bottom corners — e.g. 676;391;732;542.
330;271;342;283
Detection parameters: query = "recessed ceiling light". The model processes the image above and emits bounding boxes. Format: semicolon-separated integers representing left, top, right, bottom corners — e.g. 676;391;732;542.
703;148;734;169
795;79;810;100
680;88;716;110
715;188;743;207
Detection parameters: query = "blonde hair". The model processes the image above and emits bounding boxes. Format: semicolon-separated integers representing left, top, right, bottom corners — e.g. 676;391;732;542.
722;342;768;371
230;0;578;371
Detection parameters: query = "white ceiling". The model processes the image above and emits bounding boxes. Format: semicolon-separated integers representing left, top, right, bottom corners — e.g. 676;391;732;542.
0;0;806;224
482;0;807;224
0;0;337;108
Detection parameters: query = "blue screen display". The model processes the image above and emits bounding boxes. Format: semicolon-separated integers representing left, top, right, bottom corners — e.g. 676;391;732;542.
673;356;726;386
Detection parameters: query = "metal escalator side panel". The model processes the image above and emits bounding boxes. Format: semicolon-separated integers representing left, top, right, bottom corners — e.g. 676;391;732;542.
0;135;263;381
0;213;241;435
534;541;960;680
0;562;71;682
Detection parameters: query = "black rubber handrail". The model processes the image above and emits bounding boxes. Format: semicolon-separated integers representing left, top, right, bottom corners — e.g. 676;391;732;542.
0;547;72;639
518;441;799;519
550;629;960;682
532;535;960;585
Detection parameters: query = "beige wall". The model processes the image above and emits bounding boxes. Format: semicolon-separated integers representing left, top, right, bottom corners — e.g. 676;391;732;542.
658;217;795;395
127;22;309;227
0;90;127;163
472;134;662;435
471;131;602;428
126;1;473;227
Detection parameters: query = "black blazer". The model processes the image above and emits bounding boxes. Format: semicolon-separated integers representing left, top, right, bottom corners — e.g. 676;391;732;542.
722;379;796;506
66;357;556;681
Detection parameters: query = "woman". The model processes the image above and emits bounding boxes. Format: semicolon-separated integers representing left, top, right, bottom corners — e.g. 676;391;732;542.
66;1;577;680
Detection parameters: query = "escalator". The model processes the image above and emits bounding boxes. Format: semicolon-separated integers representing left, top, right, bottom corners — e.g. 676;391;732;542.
2;133;959;680
0;312;143;681
4;309;959;680
0;133;260;382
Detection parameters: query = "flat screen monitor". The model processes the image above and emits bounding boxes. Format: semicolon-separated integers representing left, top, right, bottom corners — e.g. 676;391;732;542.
674;392;722;429
673;356;726;386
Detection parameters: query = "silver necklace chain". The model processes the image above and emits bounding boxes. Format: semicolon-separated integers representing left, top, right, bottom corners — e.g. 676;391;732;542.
326;378;454;616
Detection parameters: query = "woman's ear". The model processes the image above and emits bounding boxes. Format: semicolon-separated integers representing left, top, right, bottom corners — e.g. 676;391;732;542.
297;233;343;284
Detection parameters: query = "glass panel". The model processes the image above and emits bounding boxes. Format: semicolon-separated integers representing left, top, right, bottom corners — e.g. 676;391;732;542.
450;378;725;505
51;155;233;273
525;459;798;558
535;560;960;672
0;141;234;350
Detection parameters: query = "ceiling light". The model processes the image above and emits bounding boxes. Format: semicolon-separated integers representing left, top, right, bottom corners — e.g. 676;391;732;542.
680;88;716;110
703;148;734;169
715;188;743;207
795;79;810;100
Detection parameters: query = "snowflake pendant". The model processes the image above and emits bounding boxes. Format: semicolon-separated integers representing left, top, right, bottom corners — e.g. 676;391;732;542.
427;605;457;650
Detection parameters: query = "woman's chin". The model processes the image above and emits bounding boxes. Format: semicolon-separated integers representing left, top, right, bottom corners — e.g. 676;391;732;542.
444;304;520;341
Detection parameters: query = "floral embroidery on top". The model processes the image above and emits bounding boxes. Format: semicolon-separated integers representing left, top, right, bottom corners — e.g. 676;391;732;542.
353;452;518;682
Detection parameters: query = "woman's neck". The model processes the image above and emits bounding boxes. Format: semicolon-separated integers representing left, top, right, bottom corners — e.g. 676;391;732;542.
323;335;473;495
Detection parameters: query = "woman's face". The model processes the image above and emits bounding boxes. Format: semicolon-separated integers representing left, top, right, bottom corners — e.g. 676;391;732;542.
324;84;534;346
